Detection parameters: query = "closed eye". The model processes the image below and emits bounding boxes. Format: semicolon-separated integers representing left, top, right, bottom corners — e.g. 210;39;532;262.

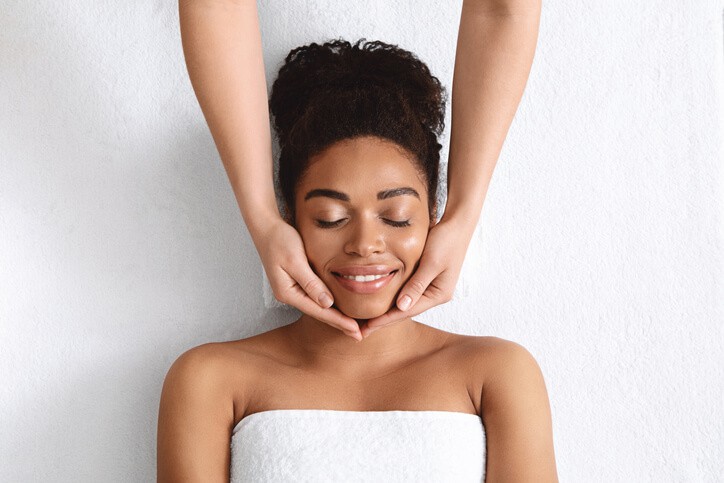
314;218;411;229
315;219;346;228
384;219;411;227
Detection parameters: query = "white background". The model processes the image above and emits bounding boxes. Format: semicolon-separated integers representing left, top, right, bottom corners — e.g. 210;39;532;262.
1;0;722;481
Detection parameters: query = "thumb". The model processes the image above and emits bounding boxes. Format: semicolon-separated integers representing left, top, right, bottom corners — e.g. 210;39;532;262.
285;259;334;308
396;261;440;312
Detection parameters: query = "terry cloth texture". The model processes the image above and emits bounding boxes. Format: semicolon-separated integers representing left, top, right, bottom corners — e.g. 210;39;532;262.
230;409;486;482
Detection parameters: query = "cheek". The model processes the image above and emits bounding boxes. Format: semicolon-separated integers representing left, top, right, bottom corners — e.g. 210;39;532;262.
298;225;339;271
388;227;427;262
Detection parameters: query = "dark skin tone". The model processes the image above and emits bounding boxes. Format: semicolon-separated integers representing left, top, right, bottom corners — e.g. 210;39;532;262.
178;0;543;341
289;135;433;350
157;136;558;481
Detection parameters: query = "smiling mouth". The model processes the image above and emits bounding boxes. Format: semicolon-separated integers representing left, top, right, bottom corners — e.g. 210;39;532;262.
330;270;399;294
332;270;398;282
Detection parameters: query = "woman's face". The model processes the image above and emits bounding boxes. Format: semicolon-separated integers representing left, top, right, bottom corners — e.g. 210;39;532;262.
294;135;432;320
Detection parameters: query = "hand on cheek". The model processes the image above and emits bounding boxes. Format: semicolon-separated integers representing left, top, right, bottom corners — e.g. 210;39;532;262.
362;217;466;337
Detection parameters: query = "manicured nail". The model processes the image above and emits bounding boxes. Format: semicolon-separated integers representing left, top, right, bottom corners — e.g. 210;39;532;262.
318;293;333;308
398;295;412;311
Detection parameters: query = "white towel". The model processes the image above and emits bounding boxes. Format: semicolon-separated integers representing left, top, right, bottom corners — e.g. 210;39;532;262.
230;409;486;482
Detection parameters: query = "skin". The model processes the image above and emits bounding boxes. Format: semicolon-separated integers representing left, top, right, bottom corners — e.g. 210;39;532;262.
177;0;542;340
293;136;432;326
157;137;559;481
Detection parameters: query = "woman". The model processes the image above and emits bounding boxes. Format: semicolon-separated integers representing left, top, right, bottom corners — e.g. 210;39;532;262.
177;0;542;341
157;39;557;482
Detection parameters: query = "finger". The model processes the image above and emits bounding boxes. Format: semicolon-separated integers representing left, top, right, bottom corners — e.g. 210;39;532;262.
364;293;439;335
362;307;407;335
277;279;362;340
395;259;442;312
284;258;335;309
360;296;438;338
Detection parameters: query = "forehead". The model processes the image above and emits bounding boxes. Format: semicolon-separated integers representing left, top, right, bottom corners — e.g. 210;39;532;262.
298;136;427;195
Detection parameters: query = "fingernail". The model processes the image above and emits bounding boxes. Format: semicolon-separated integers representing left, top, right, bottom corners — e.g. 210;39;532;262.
350;332;362;342
318;293;333;308
398;295;412;311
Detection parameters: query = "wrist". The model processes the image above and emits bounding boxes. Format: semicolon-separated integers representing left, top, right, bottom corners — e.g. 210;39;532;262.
243;205;285;244
439;201;482;233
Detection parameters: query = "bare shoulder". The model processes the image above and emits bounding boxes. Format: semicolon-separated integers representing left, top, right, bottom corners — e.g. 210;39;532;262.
159;340;248;434
465;336;541;376
440;333;534;374
157;333;285;482
451;335;558;481
157;342;239;481
444;334;549;413
163;339;253;390
166;326;288;395
446;333;531;353
171;324;289;367
168;340;237;371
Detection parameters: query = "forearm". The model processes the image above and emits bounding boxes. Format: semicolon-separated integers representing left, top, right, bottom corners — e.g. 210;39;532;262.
443;0;541;229
179;0;279;241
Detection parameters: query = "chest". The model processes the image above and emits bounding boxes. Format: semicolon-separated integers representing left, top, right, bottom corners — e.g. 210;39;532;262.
239;345;481;417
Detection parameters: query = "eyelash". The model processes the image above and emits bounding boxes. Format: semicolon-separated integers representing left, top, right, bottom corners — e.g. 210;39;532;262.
315;218;411;228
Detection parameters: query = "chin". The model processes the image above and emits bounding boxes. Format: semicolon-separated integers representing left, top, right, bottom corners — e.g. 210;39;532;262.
335;298;394;320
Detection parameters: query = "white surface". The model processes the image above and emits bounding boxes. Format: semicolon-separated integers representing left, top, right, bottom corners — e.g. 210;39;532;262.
1;0;722;481
230;409;485;482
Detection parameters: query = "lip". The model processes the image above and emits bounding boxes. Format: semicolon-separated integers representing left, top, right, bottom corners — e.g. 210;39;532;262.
332;265;397;276
331;267;398;294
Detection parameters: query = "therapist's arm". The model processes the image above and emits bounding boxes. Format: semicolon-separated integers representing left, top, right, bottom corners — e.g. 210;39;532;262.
364;0;542;334
178;0;361;340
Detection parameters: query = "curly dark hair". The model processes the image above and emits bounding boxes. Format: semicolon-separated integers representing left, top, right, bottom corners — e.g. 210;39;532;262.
269;38;447;223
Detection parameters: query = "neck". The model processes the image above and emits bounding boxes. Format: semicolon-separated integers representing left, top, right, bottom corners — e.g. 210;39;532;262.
286;313;425;373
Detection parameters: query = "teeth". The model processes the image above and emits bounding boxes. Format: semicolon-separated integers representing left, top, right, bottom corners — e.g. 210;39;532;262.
340;272;391;282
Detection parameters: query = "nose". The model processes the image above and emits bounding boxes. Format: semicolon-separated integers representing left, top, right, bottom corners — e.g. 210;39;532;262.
344;217;386;257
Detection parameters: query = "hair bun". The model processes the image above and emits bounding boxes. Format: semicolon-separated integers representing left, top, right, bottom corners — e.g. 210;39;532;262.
269;38;447;221
270;38;446;145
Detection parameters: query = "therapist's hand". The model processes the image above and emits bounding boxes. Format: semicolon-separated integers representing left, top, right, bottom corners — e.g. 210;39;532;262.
360;216;473;338
256;218;362;341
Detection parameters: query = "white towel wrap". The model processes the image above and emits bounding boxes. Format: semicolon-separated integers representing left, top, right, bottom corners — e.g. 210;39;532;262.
230;409;486;482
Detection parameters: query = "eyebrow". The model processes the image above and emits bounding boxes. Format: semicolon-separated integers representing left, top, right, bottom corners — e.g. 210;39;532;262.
304;187;420;202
